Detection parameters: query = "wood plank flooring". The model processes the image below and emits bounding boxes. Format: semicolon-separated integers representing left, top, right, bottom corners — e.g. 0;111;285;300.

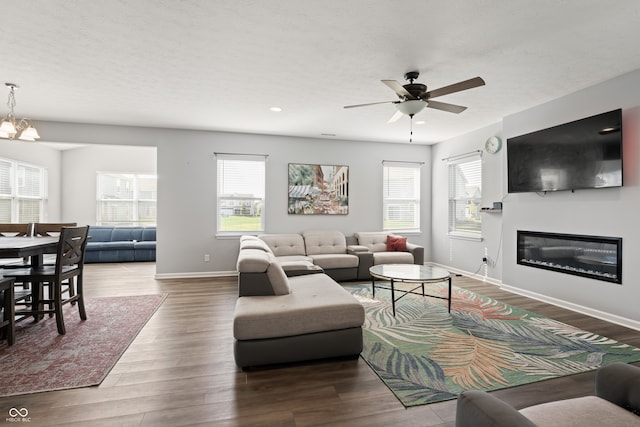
1;263;638;426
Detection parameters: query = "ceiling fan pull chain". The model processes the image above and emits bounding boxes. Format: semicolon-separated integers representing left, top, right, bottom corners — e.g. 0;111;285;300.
409;114;413;143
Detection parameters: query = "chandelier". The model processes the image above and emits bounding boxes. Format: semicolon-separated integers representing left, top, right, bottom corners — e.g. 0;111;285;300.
0;83;40;141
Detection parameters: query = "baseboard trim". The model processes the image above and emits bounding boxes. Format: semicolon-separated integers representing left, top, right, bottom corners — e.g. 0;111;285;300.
499;282;640;332
428;262;502;287
155;270;237;280
429;262;640;332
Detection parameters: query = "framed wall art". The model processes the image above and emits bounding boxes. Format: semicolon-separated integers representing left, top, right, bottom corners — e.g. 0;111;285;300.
288;163;349;215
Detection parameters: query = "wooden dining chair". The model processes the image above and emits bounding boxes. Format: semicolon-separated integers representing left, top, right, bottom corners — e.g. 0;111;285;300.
0;223;34;268
33;222;78;268
5;226;90;335
0;277;16;345
33;222;77;237
0;223;34;237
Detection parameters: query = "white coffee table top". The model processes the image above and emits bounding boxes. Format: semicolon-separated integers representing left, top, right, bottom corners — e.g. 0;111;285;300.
369;264;450;283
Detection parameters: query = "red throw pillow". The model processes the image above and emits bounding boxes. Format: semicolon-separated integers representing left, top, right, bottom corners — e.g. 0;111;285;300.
386;235;407;252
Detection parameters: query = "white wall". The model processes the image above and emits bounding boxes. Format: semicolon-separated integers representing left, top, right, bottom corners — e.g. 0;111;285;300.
31;122;432;276
156;132;432;276
61;145;157;225
431;122;504;281
0;140;62;221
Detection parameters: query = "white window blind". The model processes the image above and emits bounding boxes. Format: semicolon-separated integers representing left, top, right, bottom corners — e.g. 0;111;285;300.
0;159;13;223
96;173;157;226
0;157;47;223
217;154;266;234
383;161;421;232
448;154;482;237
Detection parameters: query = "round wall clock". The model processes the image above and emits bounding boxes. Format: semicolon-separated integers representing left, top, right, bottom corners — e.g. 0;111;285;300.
485;136;502;154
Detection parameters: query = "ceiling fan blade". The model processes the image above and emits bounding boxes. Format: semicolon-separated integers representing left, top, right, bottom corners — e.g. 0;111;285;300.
344;100;396;109
427;100;467;114
387;110;404;123
424;76;485;99
382;80;416;100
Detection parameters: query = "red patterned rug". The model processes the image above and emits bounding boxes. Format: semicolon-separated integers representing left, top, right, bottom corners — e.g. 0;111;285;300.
0;294;166;397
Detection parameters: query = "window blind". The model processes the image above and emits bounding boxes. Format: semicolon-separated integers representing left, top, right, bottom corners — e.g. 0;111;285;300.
382;161;421;231
0;157;47;222
448;154;482;236
216;154;266;234
96;172;157;226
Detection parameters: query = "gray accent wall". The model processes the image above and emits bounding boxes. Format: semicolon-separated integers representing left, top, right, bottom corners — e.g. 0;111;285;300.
431;122;504;281
501;69;640;326
433;68;640;327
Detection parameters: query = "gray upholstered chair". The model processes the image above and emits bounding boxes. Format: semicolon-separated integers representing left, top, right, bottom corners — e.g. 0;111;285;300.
455;362;640;427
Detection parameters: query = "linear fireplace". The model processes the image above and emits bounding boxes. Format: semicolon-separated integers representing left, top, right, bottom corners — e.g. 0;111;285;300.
517;231;622;284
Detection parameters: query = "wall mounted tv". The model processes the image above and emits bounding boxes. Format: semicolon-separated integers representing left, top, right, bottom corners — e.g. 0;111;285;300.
507;108;622;193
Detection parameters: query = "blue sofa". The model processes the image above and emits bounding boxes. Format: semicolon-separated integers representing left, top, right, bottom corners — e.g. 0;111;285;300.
85;226;156;263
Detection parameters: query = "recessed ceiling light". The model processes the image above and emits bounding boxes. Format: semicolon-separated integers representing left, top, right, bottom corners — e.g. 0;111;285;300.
321;133;336;137
269;107;282;112
415;120;425;125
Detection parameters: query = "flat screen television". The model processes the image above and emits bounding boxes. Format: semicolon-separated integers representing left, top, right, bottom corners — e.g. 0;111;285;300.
507;109;623;193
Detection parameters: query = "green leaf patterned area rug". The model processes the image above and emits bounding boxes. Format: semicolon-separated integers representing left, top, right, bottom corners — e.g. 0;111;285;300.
344;283;640;407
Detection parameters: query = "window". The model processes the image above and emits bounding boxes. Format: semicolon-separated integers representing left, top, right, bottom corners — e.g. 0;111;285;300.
448;154;482;238
383;161;421;232
216;154;266;234
97;173;157;226
0;157;48;223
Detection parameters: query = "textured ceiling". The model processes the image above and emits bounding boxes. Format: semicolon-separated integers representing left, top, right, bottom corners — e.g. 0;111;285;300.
3;0;640;145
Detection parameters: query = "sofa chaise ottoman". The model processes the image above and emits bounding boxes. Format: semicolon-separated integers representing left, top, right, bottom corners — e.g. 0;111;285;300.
234;243;365;368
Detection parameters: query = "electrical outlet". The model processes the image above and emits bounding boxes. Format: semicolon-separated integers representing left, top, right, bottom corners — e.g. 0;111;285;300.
204;254;210;262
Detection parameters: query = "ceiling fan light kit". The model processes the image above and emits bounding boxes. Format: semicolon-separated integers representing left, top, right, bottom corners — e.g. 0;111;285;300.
396;99;426;116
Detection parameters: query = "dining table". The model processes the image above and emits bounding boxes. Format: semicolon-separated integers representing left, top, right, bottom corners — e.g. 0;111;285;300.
0;236;59;268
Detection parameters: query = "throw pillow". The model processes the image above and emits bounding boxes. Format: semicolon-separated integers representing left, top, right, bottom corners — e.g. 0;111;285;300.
386;235;407;252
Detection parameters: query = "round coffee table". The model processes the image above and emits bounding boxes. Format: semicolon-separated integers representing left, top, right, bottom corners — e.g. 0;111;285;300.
369;264;452;316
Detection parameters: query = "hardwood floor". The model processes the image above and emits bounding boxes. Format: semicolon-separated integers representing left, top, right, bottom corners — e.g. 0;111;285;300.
1;263;639;426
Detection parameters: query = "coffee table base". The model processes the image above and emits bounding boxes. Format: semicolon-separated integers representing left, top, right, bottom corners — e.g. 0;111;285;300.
371;276;452;316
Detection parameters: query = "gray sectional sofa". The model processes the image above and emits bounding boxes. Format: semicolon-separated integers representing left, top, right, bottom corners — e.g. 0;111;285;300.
232;229;423;368
455;362;640;427
234;235;365;368
256;229;424;282
85;226;156;263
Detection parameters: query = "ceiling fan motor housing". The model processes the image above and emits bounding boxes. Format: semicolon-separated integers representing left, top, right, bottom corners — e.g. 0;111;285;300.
402;83;427;99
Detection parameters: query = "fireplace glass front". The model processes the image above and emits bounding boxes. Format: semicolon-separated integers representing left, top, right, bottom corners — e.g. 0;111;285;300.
517;231;622;284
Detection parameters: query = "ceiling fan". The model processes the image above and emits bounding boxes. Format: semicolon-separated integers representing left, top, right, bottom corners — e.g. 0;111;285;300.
344;71;486;123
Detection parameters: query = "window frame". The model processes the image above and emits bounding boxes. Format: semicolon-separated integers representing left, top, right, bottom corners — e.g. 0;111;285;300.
0;157;48;223
216;153;267;236
382;161;421;233
96;172;157;226
447;153;482;240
